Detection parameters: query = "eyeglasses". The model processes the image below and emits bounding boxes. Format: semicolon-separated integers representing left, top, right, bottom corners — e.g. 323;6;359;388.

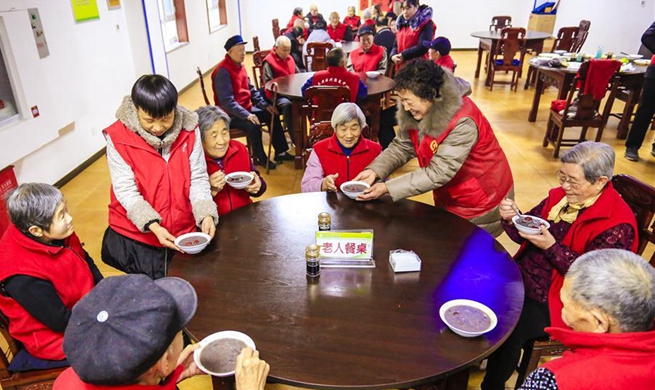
555;170;586;190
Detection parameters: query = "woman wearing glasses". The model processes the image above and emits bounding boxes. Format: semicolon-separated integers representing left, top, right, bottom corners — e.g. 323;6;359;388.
481;141;639;390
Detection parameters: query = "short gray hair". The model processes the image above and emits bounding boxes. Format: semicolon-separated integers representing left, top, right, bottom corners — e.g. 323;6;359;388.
195;106;231;142
560;141;614;183
362;8;372;19
567;249;655;332
6;183;64;234
276;35;291;47
331;102;366;129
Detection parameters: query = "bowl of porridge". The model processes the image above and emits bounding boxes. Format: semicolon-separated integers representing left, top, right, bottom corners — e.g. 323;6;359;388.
194;331;256;376
439;299;497;337
225;172;254;190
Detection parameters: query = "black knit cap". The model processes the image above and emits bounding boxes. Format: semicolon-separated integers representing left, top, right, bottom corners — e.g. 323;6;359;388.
224;35;248;51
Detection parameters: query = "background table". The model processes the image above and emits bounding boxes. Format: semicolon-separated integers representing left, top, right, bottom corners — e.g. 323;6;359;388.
338;41;360;54
266;73;395;169
170;193;525;390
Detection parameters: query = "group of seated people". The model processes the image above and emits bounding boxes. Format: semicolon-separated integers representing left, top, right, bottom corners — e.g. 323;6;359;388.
0;2;653;389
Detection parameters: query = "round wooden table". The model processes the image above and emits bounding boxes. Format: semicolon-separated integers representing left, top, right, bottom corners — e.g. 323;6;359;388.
169;193;524;390
266;73;395;169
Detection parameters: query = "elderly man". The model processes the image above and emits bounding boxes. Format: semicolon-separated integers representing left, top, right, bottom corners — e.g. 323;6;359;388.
301;48;368;103
305;4;325;33
375;17;396;62
347;25;387;73
424;36;455;72
284;21;306;71
518;249;655;390
263;35;300;148
212;35;293;168
327;12;353;42
303;20;335;71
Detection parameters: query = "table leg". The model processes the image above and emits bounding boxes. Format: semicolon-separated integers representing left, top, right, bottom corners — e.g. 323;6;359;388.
211;375;236;390
485;43;497;87
528;69;544;122
291;100;303;169
367;98;381;142
475;43;483;79
443;368;470;390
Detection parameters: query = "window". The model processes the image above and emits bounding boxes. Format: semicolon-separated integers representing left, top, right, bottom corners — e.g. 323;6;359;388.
0;46;19;127
206;0;227;33
157;0;188;52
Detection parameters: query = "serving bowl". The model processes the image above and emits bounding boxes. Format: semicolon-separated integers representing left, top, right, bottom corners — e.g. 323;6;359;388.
634;59;650;66
439;299;497;337
174;232;211;254
194;330;256;376
366;71;380;78
627;54;644;60
225;171;254;190
340;180;370;199
512;215;551;235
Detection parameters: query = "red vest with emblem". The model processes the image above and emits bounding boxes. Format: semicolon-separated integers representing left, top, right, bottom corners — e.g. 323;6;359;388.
327;23;347;41
436;55;455;72
105;123;197;247
350;44;385;72
212;55;252;111
54;365;184;390
396;19;435;59
313;134;382;189
0;225;94;360
343;15;361;29
407;97;513;219
311;66;361;102
205;140;254;216
263;51;296;100
519;184;638;329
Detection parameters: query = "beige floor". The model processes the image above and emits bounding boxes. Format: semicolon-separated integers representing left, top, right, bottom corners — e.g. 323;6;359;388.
55;50;654;390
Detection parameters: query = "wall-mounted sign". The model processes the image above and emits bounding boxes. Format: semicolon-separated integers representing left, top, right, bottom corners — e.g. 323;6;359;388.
107;0;121;10
71;0;100;23
28;8;49;59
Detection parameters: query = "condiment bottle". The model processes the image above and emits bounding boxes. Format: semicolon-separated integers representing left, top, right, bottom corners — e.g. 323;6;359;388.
305;244;321;278
318;212;331;231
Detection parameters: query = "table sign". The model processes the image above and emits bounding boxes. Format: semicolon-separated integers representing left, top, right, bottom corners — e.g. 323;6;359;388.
315;230;375;267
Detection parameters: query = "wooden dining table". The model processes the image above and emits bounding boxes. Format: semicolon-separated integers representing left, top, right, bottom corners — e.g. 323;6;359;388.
169;192;525;390
266;72;395;169
526;61;646;138
471;30;551;87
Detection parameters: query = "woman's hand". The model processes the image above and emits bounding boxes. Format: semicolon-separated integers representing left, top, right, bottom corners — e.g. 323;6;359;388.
235;347;269;390
518;225;556;250
209;171;226;196
245;173;262;194
357;182;388;201
499;198;518;221
149;223;183;252
176;344;202;383
391;54;403;65
321;173;339;192
201;216;216;239
352;169;377;186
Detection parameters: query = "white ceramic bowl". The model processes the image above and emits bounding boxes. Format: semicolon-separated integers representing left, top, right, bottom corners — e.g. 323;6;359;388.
174;232;211;254
628;54;644;60
538;52;559;58
553;50;567;55
225;171;254;190
439;299;497;337
366;71;380;78
634;59;650;66
340;180;370;199
194;331;256;377
512;215;551;235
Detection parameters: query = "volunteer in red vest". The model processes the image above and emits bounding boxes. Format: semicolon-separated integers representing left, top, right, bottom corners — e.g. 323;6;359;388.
54;274;270;390
301;103;381;192
355;60;513;237
518;249;655;390
424;36;455;72
102;75;218;280
481;141;638;390
196;106;266;216
305;4;325;34
342;6;361;30
327;11;353;42
284;7;304;34
347;25;387;73
301;47;368;103
263;35;300;146
360;8;375;27
212;35;294;168
0;183;102;367
390;0;435;69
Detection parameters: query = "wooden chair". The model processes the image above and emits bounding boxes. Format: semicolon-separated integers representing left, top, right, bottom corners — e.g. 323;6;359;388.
570;20;591;53
476;16;512;78
515;174;655;388
543;60;621;157
488;27;526;92
252;35;261;52
251;50;270;90
1;311;66;390
304;41;333;72
302;85;350;162
272;18;280;40
526;26;580;87
265;82;279;174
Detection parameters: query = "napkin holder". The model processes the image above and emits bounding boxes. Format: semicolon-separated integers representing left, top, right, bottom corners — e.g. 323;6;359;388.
389;250;421;273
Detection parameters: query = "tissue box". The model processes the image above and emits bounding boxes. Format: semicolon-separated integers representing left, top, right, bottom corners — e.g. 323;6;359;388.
389;251;421;273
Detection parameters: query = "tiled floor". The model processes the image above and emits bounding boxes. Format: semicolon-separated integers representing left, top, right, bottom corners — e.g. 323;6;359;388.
57;50;654;390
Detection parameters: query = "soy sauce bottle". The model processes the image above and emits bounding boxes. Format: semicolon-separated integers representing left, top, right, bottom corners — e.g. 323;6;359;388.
305;244;321;278
318;212;331;231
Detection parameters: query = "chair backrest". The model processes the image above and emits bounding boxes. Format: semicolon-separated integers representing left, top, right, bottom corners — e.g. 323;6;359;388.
196;67;211;105
571;20;591;52
561;60;620;119
0;311;16;379
251;50;270;90
495;27;526;66
303;85;350;123
611;174;655;264
490;15;512;32
272;18;280;40
553;26;579;52
305;41;334;71
253;35;261;52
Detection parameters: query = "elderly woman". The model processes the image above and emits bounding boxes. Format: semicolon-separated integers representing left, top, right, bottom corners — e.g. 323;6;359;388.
481;142;638;390
355;60;513;236
518;249;655;389
343;6;361;29
196;106;266;216
390;0;435;68
284;7;304;33
301;103;381;192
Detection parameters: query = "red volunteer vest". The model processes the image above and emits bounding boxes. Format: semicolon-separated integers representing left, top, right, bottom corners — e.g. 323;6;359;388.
0;225;94;360
343;15;361;29
362;19;376;27
543;327;655;390
311;66;361;102
54;365;183;390
205;140;254;216
263;51;296;100
396;19;435;59
285;14;303;32
519;184;638;329
436;55;455;72
105;123;197;247
327;23;348;41
212;55;252;111
407;97;513;219
349;44;385;72
313;134;382;189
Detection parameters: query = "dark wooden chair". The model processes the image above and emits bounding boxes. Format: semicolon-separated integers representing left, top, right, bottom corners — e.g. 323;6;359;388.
265;82;279;174
272;18;280;40
476;16;512;78
251;50;270;90
302;86;350;162
489;27;526;92
1;311;66;390
252;35;261;52
304;41;333;72
543;60;621;157
526;26;581;87
571;20;591;53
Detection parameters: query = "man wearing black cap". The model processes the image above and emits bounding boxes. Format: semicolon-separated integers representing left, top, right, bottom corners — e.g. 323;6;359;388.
347;25;387;73
211;35;294;168
54;274;269;389
423;36;455;72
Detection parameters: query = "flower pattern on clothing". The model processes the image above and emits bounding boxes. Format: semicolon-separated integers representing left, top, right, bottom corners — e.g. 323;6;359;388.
518;367;558;390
